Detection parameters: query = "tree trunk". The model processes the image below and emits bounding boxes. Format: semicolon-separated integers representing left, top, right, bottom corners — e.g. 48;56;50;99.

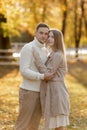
82;0;87;36
0;13;11;50
74;0;83;58
0;36;11;49
0;13;12;62
42;4;47;22
61;0;68;37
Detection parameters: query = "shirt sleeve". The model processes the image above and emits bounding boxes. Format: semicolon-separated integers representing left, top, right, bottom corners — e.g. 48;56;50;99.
20;45;44;80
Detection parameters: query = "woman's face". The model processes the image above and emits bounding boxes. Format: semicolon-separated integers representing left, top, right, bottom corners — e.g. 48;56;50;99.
47;31;54;47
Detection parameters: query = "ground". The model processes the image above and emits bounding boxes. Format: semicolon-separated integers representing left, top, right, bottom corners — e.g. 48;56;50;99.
0;60;87;130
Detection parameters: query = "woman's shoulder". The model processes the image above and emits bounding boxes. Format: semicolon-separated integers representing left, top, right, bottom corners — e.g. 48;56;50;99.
54;51;64;59
52;51;66;64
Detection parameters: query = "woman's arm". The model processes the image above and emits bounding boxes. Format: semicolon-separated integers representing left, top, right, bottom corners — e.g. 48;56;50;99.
33;47;48;73
33;47;66;75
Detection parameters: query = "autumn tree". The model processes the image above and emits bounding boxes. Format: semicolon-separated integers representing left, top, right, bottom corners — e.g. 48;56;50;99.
0;0;87;53
61;0;68;37
0;0;30;49
73;0;87;57
0;13;11;49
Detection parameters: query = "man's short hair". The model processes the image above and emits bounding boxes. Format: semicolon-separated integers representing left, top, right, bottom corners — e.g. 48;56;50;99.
36;23;49;31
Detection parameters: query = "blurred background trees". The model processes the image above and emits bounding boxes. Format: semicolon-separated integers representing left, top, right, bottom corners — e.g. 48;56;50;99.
0;0;87;57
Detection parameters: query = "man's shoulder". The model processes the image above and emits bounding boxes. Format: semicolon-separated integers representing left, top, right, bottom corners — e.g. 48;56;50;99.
24;40;34;47
21;40;34;50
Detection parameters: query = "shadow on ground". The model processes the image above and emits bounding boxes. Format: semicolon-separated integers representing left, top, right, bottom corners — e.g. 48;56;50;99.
0;65;19;78
68;60;87;88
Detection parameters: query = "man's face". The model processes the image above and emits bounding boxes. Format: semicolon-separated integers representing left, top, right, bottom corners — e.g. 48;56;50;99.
35;27;49;44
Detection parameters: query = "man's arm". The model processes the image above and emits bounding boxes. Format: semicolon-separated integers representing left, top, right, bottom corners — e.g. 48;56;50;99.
20;45;44;80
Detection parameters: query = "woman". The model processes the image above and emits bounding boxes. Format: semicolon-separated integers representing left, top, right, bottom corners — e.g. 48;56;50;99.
33;29;70;130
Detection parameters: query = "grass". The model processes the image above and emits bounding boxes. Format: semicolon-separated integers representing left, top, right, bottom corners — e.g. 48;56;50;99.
66;60;87;130
0;60;87;130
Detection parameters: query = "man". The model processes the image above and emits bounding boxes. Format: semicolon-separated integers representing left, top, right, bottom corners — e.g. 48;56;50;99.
14;23;53;130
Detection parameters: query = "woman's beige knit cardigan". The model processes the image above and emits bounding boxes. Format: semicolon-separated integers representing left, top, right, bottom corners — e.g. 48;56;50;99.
34;51;70;129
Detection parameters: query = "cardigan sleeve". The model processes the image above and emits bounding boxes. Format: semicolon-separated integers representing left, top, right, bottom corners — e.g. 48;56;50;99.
33;53;48;73
20;45;44;80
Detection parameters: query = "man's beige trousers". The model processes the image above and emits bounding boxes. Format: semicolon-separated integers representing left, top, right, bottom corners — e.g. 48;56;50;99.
14;88;42;130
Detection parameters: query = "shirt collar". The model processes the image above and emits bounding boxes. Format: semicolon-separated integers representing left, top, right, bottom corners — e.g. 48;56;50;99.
34;37;45;48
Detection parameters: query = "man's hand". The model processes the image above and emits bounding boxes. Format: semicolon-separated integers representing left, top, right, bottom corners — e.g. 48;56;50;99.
44;72;55;81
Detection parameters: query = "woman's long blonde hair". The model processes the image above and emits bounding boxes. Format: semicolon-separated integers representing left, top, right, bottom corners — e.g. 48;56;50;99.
49;29;66;55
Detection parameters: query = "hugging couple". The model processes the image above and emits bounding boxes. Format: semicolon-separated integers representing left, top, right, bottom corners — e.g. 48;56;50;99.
14;23;70;130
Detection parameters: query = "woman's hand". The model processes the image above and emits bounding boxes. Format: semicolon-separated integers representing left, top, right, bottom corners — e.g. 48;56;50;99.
44;72;55;81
